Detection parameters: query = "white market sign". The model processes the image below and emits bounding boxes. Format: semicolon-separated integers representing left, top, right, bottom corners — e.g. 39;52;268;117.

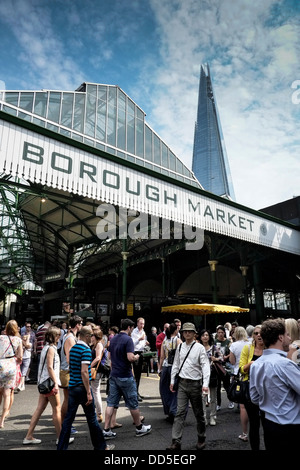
1;116;300;255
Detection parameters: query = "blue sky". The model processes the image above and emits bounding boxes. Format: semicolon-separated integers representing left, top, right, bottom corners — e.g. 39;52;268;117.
1;0;300;211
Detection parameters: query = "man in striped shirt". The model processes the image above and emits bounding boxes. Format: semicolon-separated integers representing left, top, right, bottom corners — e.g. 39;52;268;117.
57;326;114;450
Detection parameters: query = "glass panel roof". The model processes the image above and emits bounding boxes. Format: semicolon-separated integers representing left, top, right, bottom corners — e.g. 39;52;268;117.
0;82;202;291
0;83;200;188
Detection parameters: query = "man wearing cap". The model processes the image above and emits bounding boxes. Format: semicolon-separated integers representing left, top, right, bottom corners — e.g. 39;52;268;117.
166;322;210;451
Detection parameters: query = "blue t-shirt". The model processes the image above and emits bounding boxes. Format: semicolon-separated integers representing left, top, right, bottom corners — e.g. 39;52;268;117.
109;332;134;378
69;340;92;387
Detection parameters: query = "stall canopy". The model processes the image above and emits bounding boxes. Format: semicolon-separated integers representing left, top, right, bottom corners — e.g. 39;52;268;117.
161;304;249;315
161;303;250;327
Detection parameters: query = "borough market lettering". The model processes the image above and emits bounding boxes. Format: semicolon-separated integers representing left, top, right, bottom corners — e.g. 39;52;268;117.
22;141;254;232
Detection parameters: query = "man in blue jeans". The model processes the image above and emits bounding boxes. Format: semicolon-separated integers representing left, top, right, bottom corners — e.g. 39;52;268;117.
103;318;151;439
57;326;114;450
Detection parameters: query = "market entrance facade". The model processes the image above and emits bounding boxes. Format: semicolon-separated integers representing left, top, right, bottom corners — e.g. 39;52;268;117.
0;84;299;330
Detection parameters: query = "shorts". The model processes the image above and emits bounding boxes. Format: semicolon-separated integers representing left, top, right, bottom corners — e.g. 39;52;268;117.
107;376;139;410
59;370;70;388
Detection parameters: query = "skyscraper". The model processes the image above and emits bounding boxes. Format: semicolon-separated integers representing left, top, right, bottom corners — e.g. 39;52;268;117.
192;64;236;201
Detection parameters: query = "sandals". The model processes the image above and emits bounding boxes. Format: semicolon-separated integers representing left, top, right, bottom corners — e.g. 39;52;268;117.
238;433;248;442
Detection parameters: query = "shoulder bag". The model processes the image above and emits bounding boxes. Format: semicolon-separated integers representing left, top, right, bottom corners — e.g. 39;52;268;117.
91;359;101;380
227;370;250;404
227;345;251;404
172;341;196;391
38;347;55;394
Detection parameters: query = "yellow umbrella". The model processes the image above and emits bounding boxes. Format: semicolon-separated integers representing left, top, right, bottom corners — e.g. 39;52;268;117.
161;303;249;315
161;303;249;327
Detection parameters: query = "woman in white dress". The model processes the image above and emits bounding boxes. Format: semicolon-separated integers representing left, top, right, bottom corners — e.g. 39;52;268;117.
0;320;23;428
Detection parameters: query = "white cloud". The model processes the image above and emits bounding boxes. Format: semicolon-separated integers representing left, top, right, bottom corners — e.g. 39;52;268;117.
141;0;300;210
1;0;85;90
1;0;299;211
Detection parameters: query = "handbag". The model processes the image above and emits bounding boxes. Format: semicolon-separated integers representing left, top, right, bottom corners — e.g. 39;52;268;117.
91;349;110;379
209;363;218;387
227;344;252;404
91;357;101;380
213;361;227;377
99;349;111;377
227;372;250;404
38;376;55;394
91;367;98;380
38;347;55;394
172;341;196;392
99;361;111;376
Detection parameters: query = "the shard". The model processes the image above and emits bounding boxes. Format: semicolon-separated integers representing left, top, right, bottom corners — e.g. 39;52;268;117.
192;64;236;201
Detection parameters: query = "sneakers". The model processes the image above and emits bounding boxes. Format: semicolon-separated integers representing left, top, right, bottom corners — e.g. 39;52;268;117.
238;432;248;442
23;438;42;445
210;417;216;426
103;429;117;440
228;402;235;409
70;426;78;434
135;424;152;437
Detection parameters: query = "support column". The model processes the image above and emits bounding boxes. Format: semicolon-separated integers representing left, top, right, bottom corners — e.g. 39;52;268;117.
253;262;264;323
208;260;219;304
161;257;166;297
239;266;249;308
289;274;300;317
121;240;129;308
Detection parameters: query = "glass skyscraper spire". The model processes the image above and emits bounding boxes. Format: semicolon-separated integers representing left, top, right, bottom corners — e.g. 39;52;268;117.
192;64;236;201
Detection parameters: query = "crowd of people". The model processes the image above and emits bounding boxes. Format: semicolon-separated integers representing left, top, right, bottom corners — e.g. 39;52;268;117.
0;314;299;450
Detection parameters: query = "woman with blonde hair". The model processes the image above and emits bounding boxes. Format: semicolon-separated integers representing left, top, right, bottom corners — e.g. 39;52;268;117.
23;326;69;445
0;320;23;428
239;325;264;450
285;318;300;362
229;326;250;442
285;318;300;342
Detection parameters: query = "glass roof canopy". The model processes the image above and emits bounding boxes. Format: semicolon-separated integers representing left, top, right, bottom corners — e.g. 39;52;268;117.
0;83;201;291
0;82;200;188
0;177;36;290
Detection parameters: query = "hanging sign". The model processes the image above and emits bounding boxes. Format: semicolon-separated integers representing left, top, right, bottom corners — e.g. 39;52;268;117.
0;115;299;255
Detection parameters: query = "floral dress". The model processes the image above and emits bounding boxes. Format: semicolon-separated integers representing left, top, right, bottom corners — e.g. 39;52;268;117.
0;335;22;389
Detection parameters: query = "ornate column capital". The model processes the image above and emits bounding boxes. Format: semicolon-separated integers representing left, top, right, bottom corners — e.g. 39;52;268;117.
121;251;129;261
208;260;218;272
239;265;249;276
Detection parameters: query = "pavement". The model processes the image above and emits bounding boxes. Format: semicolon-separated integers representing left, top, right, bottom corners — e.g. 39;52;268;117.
0;373;264;453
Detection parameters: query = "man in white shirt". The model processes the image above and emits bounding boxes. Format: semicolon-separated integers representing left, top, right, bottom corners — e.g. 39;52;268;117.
131;317;149;401
167;323;210;451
